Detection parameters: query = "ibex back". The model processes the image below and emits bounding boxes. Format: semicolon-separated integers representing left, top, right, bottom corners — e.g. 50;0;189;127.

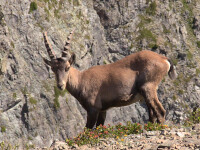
43;32;177;129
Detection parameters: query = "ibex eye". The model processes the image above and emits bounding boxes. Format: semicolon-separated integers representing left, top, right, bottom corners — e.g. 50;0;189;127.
65;67;69;72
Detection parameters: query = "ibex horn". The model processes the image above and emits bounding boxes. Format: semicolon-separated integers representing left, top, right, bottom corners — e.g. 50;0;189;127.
62;30;74;58
43;32;56;60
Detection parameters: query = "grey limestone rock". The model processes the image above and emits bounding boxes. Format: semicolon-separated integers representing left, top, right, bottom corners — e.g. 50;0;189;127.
0;0;200;148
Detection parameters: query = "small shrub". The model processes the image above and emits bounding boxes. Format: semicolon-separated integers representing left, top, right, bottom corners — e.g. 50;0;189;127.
171;57;178;66
103;60;108;65
26;144;35;150
54;9;60;19
29;97;37;105
137;15;152;29
76;10;82;19
42;80;51;92
28;136;33;141
43;0;49;3
13;93;17;99
137;28;156;43
186;50;193;60
29;2;37;13
184;108;200;126
44;7;50;16
150;44;158;50
178;90;184;95
0;142;19;150
146;1;157;16
59;0;64;9
172;95;177;100
1;126;6;132
66;122;142;146
84;35;90;40
21;87;28;95
144;122;168;131
66;122;167;146
10;41;15;48
52;0;58;5
196;69;200;76
197;41;200;48
73;0;80;6
0;10;4;22
163;25;170;34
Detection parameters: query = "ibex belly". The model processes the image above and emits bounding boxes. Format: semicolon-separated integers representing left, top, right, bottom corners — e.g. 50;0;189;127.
101;93;145;110
117;93;144;106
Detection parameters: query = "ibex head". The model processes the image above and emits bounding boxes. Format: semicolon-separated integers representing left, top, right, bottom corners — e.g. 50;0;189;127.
43;32;76;90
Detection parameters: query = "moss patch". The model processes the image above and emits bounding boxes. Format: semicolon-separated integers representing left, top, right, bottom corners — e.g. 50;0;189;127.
53;86;68;109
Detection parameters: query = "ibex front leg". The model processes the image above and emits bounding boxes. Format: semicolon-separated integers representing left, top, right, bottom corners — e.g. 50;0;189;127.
141;83;166;124
96;111;107;127
86;108;99;129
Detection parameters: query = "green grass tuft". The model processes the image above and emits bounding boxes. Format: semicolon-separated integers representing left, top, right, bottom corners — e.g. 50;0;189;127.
29;2;37;13
184;108;200;126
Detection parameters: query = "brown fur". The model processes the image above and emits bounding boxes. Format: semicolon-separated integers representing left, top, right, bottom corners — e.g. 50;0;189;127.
43;33;177;129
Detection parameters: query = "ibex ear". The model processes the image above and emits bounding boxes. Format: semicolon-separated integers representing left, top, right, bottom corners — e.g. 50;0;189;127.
43;57;52;66
69;53;76;65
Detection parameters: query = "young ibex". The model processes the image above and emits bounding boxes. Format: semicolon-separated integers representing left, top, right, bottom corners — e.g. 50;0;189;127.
43;32;177;129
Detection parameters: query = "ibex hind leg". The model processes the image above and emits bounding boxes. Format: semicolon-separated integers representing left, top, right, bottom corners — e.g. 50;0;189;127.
140;83;166;124
86;108;99;129
147;105;157;123
154;94;166;123
96;111;107;127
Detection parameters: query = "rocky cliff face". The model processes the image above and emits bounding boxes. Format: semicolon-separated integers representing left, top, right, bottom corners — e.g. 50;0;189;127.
0;0;200;148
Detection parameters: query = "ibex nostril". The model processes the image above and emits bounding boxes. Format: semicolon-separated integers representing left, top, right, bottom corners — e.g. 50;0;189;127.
57;85;64;90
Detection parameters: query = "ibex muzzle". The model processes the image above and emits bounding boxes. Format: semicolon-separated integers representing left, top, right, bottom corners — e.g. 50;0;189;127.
43;31;177;129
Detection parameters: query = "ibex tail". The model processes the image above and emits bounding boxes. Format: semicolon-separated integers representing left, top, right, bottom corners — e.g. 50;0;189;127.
168;59;178;80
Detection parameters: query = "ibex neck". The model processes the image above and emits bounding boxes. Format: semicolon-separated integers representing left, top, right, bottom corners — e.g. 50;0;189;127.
66;67;81;98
